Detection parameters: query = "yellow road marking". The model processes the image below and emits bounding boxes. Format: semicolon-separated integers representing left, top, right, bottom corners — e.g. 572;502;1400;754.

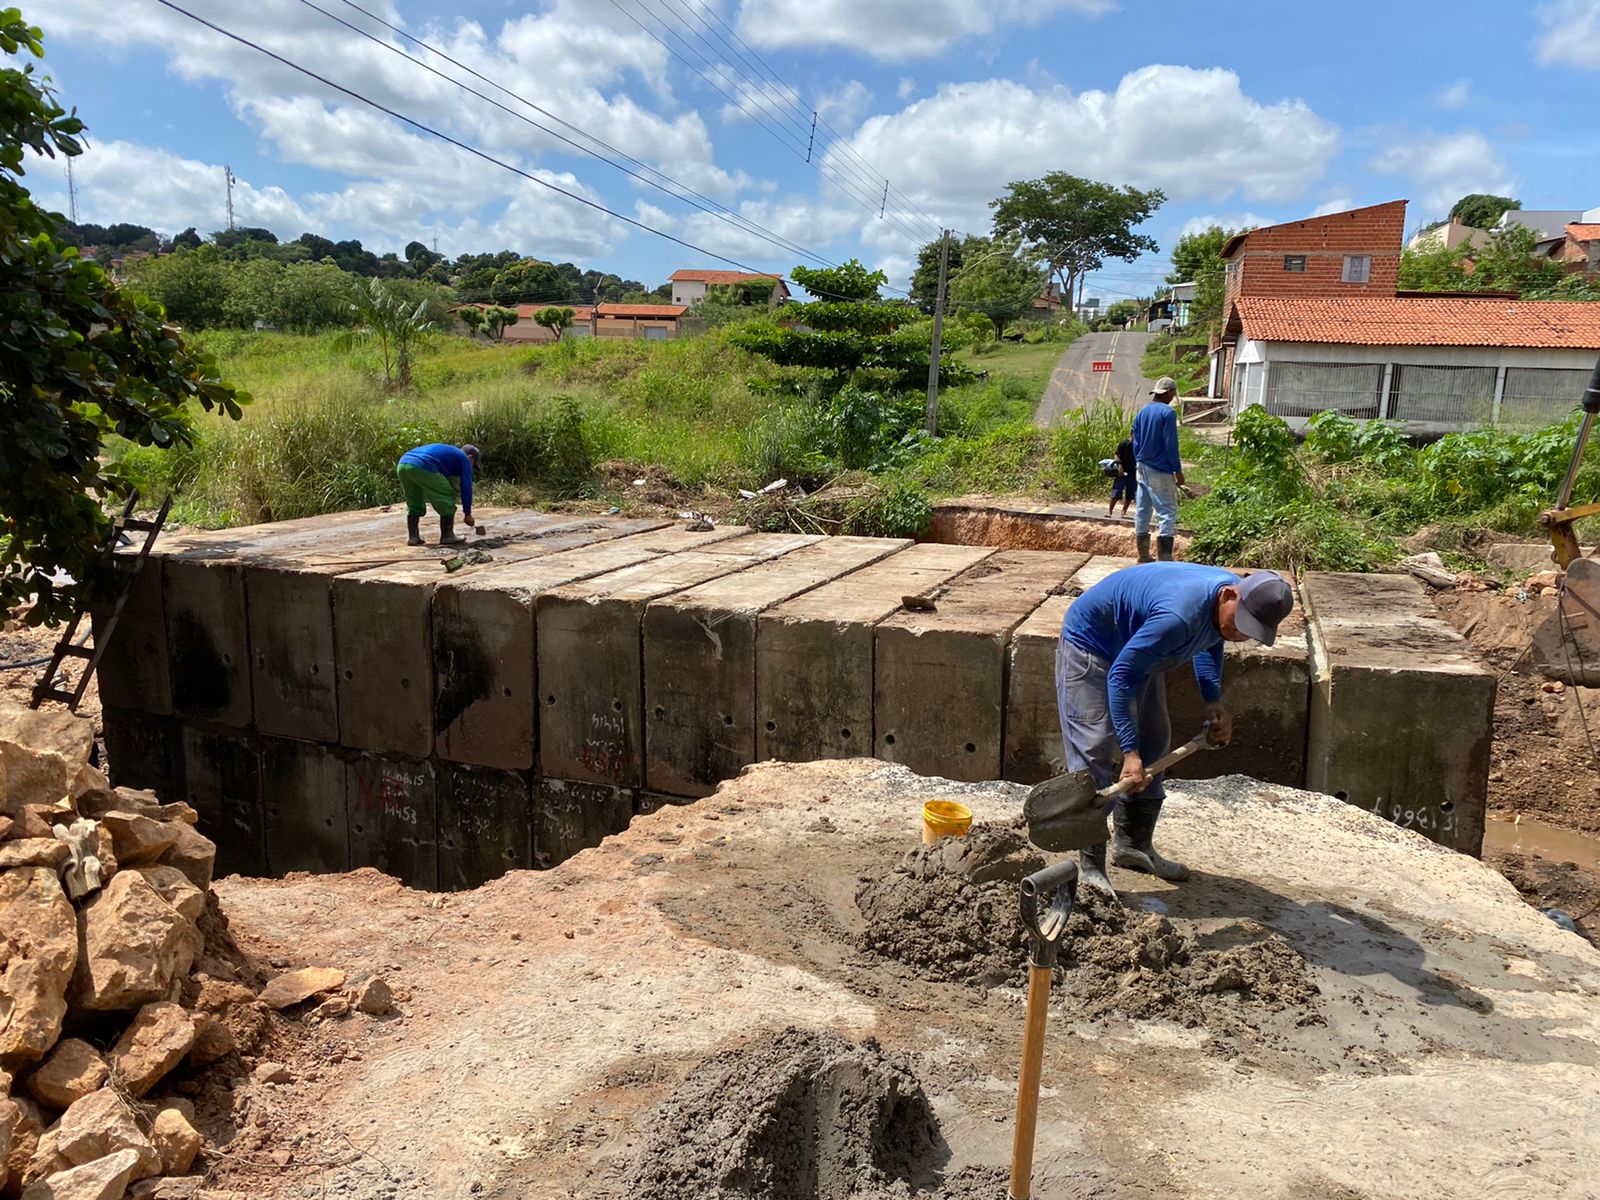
1098;330;1121;398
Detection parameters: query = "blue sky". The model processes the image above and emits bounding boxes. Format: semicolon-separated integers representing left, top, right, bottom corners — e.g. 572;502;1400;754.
27;0;1600;300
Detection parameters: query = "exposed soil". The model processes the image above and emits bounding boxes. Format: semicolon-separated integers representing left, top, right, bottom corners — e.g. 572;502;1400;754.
0;618;101;728
855;826;1321;1034
1490;850;1600;944
925;503;1191;556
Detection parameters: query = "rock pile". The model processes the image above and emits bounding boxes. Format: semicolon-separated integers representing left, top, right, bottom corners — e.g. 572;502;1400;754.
0;700;375;1200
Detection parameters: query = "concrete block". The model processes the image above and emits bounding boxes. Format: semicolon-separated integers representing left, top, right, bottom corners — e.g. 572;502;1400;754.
1166;573;1310;788
757;543;996;765
164;560;251;726
347;755;437;890
437;763;532;890
181;726;264;876
1302;571;1496;855
101;709;183;800
875;551;1086;782
534;777;634;869
333;516;669;758
644;536;904;797
432;525;755;771
1071;556;1137;591
1002;593;1074;783
259;738;349;875
93;554;171;715
538;531;818;788
245;564;342;742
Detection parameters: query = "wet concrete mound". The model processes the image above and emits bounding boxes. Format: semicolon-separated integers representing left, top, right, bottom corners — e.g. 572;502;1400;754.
855;825;1322;1030
624;1027;949;1200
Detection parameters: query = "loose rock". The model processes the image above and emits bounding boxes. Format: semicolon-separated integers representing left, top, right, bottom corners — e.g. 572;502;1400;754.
19;1146;143;1200
154;826;215;894
95;813;179;869
258;968;344;1011
4;1093;45;1192
0;867;77;1062
23;1041;107;1110
149;1108;202;1176
55;1089;160;1178
106;1003;196;1097
185;1017;235;1068
351;976;393;1017
0;841;69;871
130;868;205;924
251;1062;291;1086
72;872;202;1013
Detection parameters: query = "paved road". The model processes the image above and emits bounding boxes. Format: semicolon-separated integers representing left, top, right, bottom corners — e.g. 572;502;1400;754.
1033;330;1158;428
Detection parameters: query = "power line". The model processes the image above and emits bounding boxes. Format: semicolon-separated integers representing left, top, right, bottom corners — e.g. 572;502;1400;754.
316;0;833;267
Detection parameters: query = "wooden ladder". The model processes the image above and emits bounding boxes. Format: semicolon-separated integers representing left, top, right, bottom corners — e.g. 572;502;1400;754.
31;491;171;711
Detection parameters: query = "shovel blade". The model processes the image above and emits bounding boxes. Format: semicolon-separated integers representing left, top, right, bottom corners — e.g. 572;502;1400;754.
1023;769;1110;853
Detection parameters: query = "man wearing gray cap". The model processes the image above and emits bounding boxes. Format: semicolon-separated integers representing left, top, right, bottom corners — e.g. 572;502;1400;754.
1057;563;1296;897
1131;375;1182;562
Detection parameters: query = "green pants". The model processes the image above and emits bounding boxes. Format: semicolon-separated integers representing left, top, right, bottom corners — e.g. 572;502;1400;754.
397;463;458;518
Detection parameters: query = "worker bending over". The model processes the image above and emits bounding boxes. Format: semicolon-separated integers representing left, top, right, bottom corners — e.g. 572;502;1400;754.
397;443;479;546
1057;562;1294;897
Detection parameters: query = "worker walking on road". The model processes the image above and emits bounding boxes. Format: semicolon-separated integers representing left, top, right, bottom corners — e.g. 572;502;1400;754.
1132;376;1183;562
1056;563;1295;897
397;443;479;546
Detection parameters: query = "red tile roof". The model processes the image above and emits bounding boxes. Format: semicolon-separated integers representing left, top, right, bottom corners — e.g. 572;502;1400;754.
596;303;687;318
510;304;594;320
1231;296;1600;350
669;269;783;285
1567;224;1600;241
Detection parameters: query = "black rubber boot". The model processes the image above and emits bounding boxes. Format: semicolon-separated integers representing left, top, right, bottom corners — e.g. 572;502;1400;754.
1112;797;1190;881
406;515;424;546
1136;533;1154;563
1079;842;1118;900
439;516;465;546
1157;535;1175;562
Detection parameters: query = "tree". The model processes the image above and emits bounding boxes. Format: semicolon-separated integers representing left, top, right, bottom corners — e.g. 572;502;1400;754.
349;276;435;388
1450;193;1520;230
944;236;1047;338
1396;224;1600;300
0;10;245;624
1165;224;1244;330
990;173;1164;306
484;305;521;340
122;245;231;328
457;305;485;337
1106;299;1142;326
490;258;569;305
533;306;573;340
172;226;202;250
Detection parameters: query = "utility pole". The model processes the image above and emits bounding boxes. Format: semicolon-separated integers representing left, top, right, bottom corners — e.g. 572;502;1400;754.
66;157;78;224
925;229;951;435
224;164;236;231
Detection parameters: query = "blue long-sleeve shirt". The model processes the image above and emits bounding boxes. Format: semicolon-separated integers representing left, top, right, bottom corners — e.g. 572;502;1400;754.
1061;563;1238;752
1131;400;1181;474
399;444;474;512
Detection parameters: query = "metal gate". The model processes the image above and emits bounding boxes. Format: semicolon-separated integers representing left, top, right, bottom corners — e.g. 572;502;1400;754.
1264;361;1382;419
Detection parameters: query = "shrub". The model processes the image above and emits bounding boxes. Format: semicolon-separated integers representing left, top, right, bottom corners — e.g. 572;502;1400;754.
1051;401;1131;495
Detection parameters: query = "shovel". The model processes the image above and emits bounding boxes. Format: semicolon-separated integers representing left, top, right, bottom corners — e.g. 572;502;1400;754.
1008;858;1078;1200
1023;725;1222;853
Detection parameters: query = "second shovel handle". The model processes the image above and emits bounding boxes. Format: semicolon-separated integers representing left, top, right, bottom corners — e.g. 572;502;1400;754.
1097;731;1211;801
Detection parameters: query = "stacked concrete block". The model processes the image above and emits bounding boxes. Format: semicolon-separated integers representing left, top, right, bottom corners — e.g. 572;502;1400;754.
260;738;349;875
438;763;533;891
1302;571;1495;854
1002;592;1075;784
758;543;996;765
534;778;635;869
642;537;906;796
537;531;816;789
348;755;438;890
875;551;1088;782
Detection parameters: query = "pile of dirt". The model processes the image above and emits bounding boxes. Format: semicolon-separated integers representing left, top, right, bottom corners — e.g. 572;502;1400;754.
925;503;1191;557
624;1027;952;1200
0;697;387;1200
855;826;1320;1029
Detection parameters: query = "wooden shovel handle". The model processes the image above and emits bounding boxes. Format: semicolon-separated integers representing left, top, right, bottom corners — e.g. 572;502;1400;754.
1096;729;1214;802
1008;963;1054;1200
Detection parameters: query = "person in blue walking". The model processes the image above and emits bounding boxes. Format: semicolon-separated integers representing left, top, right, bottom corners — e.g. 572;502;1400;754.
1131;376;1183;562
1057;562;1295;897
396;443;479;546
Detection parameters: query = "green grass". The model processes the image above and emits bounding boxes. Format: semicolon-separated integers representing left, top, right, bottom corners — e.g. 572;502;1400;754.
1141;331;1210;396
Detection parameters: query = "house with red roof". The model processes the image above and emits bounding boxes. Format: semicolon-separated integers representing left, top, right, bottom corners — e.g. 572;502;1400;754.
452;301;688;343
1211;201;1600;433
669;269;789;307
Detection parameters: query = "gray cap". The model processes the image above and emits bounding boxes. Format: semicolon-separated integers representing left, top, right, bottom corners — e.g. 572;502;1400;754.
1234;572;1294;646
1151;376;1177;395
461;444;481;464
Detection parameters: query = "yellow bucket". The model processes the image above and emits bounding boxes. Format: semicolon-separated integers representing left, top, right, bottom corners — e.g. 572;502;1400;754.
922;800;973;844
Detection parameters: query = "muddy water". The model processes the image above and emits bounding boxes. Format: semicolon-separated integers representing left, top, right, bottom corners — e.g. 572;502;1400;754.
1484;816;1600;870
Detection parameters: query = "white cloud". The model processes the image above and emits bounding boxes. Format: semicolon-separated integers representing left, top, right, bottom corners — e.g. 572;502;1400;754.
1180;212;1271;237
1435;79;1471;108
736;0;1112;61
817;81;873;133
677;196;861;268
1534;0;1600;68
897;77;918;101
831;66;1339;237
1309;197;1356;217
1368;130;1517;217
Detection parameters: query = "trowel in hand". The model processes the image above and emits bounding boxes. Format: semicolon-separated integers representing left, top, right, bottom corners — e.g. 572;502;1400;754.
1023;725;1222;852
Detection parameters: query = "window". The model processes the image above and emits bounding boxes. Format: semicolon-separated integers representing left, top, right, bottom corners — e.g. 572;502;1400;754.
1341;254;1371;283
1283;255;1306;272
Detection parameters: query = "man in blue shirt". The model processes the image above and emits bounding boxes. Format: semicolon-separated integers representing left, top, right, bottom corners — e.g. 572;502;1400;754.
1130;376;1183;563
1057;562;1295;897
396;443;479;546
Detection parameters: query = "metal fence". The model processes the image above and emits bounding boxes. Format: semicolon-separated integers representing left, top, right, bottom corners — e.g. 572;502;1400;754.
1499;367;1592;428
1387;364;1497;426
1264;361;1383;419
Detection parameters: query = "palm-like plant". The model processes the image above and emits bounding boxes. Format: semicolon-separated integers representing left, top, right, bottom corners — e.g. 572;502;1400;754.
350;277;435;388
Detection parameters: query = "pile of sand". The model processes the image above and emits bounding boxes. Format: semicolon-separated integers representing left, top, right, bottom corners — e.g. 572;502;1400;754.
855;826;1321;1029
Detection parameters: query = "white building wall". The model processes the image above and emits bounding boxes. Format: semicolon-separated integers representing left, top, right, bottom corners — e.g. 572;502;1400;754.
670;280;708;306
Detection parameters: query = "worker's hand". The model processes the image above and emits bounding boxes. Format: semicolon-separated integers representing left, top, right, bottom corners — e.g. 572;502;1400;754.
1174;470;1186;487
1118;750;1150;793
1203;704;1233;746
462;512;474;528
